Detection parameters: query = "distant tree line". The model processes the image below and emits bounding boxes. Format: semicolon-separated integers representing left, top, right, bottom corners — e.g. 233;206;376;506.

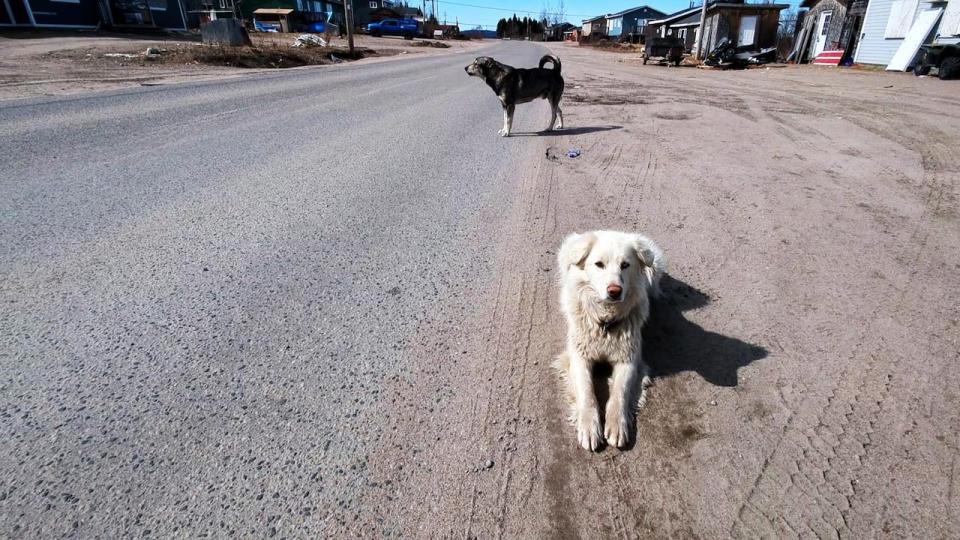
495;15;546;39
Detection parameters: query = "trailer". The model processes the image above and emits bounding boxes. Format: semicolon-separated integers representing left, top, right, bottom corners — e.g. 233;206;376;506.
642;36;685;66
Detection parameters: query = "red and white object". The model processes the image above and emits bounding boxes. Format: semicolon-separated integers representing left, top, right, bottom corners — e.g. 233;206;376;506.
812;50;844;66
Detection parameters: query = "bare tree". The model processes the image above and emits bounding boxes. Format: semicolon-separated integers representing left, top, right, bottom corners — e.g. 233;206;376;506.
554;0;565;25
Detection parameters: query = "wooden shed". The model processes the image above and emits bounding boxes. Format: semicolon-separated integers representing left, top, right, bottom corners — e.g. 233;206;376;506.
253;7;294;32
650;0;788;57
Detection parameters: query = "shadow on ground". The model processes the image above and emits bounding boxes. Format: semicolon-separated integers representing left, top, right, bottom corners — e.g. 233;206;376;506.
587;274;768;451
509;125;622;137
643;274;768;387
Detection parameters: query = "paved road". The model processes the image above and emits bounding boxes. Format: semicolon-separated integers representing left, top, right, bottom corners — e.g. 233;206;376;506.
0;41;552;537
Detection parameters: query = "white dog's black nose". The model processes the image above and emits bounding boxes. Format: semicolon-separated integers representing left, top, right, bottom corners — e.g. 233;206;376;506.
606;284;623;300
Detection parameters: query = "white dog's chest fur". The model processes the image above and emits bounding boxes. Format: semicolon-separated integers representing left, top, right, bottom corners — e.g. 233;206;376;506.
569;309;646;365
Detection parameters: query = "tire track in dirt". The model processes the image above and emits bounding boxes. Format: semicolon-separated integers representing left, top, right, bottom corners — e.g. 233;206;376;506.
730;111;954;537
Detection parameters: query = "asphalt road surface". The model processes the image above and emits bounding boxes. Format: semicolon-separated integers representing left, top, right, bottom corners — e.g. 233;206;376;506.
0;42;554;537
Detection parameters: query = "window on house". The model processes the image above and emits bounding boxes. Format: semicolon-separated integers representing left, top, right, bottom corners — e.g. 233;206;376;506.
884;0;920;38
369;1;378;8
147;0;167;10
738;15;757;45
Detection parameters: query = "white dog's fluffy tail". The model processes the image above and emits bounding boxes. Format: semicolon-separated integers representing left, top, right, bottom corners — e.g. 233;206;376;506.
552;352;577;423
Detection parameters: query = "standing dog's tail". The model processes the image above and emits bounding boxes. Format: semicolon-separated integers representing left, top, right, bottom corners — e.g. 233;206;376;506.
538;54;561;73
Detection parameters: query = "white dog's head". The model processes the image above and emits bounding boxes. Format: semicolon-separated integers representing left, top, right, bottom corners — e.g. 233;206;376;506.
557;230;665;322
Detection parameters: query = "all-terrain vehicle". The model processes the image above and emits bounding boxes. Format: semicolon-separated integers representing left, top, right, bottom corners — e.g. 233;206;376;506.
914;44;960;80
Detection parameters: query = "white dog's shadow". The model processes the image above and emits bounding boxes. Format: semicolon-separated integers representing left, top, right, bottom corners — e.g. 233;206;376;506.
588;275;768;451
642;274;768;387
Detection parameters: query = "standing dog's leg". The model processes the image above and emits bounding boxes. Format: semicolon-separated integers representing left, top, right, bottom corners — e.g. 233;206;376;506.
569;352;602;451
499;106;510;137
546;104;558;132
605;358;642;448
504;104;515;136
556;106;564;130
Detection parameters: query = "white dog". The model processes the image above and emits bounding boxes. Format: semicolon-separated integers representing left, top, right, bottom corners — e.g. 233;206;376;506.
554;230;666;451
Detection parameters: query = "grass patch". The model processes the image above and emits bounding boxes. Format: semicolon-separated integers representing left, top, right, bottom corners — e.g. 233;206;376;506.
167;43;375;68
582;40;642;54
410;40;451;49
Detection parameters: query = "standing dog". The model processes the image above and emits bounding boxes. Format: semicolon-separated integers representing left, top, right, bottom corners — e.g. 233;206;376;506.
554;231;666;451
464;55;564;137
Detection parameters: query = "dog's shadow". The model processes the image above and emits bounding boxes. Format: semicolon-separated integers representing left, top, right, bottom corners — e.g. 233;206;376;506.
509;125;622;137
591;274;768;450
643;274;768;387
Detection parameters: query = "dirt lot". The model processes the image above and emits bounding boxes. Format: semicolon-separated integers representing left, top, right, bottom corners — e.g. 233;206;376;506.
361;43;960;537
0;31;477;101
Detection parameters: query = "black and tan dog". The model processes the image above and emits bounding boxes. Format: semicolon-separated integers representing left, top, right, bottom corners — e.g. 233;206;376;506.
464;55;564;137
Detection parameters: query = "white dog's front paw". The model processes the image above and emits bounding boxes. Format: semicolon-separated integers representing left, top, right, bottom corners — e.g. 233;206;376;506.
604;408;631;449
576;408;603;451
498;128;510;137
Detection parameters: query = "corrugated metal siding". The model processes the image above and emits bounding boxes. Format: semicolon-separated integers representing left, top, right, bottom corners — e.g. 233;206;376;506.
938;0;960;42
855;0;937;64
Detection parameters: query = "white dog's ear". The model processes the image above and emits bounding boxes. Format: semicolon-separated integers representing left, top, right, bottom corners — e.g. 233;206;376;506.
557;232;596;274
631;234;666;298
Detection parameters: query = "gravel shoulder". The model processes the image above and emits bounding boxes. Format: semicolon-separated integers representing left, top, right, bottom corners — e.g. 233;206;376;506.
0;31;482;101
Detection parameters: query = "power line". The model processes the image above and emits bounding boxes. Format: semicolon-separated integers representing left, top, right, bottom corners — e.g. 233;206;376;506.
435;0;593;18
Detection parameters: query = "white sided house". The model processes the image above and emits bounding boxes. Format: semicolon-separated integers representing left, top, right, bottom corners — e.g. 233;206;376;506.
854;0;960;65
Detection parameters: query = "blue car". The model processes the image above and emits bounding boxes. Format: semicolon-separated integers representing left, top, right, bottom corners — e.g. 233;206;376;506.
367;18;418;39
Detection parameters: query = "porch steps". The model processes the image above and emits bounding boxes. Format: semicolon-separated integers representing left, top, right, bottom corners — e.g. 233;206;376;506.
812;50;844;66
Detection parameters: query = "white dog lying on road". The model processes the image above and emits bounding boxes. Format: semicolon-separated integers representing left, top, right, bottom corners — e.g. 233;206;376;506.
554;230;666;451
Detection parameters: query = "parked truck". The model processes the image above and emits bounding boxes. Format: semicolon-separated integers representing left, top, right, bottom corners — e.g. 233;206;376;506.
366;18;418;39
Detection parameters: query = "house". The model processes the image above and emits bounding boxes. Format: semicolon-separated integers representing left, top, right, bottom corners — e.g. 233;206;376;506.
649;0;788;57
791;0;869;64
563;27;581;41
186;0;242;28
853;0;960;65
0;0;190;30
581;14;608;38
649;6;705;51
605;5;668;42
350;0;419;28
242;0;344;30
545;21;576;41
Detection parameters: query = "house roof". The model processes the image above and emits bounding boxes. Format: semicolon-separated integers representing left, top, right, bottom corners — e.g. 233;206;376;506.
649;5;701;25
253;8;294;14
606;5;667;19
649;1;788;25
582;14;608;23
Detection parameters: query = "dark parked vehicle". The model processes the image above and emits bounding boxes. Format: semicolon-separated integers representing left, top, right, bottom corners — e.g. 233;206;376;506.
914;44;960;80
367;18;418;39
642;36;684;66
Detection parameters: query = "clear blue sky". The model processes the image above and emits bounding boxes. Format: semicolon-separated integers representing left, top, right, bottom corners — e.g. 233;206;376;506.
416;0;704;29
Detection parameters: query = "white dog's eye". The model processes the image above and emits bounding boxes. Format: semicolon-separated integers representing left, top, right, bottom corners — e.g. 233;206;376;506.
594;261;605;269
620;262;630;270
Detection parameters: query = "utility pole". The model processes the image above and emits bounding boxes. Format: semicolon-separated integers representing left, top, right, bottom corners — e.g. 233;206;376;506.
344;0;355;54
695;0;708;61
